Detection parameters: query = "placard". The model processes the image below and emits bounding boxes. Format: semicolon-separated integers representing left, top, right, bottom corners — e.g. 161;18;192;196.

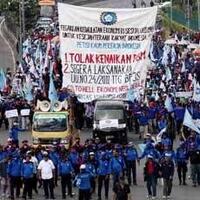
20;109;30;116
99;119;118;129
5;109;18;118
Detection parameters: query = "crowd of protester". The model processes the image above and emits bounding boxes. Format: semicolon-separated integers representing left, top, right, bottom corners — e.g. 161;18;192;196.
0;3;200;200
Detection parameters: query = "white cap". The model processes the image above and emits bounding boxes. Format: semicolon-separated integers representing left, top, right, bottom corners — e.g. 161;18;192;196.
165;153;171;157
80;164;86;170
43;151;48;156
13;122;19;126
147;154;153;159
89;152;95;156
128;142;133;146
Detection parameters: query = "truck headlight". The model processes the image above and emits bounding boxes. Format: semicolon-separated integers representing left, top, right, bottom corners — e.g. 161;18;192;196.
118;124;126;128
33;138;39;144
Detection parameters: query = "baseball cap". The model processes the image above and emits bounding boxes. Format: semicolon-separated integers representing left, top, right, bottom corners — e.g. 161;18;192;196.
80;164;86;170
147;154;153;159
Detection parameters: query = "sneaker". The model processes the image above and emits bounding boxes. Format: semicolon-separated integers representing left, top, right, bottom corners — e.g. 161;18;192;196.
147;195;152;199
152;197;157;200
162;196;167;199
167;196;171;199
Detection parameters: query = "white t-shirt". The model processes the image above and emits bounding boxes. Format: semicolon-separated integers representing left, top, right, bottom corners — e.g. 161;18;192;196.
38;159;55;180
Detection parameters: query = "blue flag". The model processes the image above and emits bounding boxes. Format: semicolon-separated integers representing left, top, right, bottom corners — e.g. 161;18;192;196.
0;68;6;90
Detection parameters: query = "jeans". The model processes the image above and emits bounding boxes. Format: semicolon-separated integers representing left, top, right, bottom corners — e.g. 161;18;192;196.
163;179;173;196
191;164;200;185
146;175;157;197
98;175;109;198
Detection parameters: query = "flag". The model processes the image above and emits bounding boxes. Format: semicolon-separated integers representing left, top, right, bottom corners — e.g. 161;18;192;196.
156;127;167;142
166;66;172;81
149;41;157;62
183;108;200;134
127;88;140;102
193;79;200;102
161;44;170;66
138;144;146;154
181;60;186;73
165;95;173;112
23;75;33;102
0;68;6;90
171;46;176;64
48;60;57;103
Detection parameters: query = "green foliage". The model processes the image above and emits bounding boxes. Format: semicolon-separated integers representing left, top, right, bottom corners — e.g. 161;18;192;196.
0;0;39;38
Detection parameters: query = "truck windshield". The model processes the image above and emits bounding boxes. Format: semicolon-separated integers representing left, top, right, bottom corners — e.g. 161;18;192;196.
95;109;124;120
33;113;67;132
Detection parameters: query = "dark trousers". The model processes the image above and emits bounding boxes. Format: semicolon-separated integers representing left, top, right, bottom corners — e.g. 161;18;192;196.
0;116;8;129
23;178;33;198
146;175;157;197
177;162;187;184
127;160;137;184
79;189;90;200
90;177;96;194
163;179;173;196
98;175;109;198
32;174;38;193
10;176;21;199
42;178;54;198
61;174;72;198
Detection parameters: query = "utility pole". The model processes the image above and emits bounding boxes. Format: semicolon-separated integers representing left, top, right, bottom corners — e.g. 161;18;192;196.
19;0;22;58
21;0;25;41
170;0;173;25
186;0;190;40
198;0;200;30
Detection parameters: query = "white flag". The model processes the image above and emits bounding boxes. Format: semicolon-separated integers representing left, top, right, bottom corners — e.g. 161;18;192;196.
183;108;200;134
193;79;200;102
164;95;173;112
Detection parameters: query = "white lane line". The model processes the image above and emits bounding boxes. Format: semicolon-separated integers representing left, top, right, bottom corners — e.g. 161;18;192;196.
0;18;16;70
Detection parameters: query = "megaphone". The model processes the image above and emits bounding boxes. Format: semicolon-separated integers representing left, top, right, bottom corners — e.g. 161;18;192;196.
40;100;51;112
52;101;62;112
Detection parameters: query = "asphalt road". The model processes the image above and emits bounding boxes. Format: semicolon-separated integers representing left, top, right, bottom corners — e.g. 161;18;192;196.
0;17;15;71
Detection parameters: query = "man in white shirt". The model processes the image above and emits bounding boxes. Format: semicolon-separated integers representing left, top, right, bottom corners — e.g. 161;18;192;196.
38;151;55;199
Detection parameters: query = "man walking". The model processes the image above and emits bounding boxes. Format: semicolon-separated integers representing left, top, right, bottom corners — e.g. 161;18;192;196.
160;153;175;199
124;142;138;185
21;154;36;199
144;154;160;200
74;164;92;200
58;155;74;199
38;151;55;199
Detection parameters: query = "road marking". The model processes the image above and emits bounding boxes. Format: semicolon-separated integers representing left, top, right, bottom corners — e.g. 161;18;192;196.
0;18;16;71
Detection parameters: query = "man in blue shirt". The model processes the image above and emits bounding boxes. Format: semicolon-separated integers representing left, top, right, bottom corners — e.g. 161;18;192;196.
97;151;111;200
7;154;22;200
9;122;24;147
21;154;36;199
176;141;188;185
124;142;138;185
74;164;92;200
59;155;74;199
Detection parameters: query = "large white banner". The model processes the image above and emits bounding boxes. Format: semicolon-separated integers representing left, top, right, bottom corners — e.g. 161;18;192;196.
58;3;157;102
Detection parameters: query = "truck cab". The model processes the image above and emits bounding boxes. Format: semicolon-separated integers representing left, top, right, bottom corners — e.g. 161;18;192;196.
93;100;127;144
32;100;72;148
